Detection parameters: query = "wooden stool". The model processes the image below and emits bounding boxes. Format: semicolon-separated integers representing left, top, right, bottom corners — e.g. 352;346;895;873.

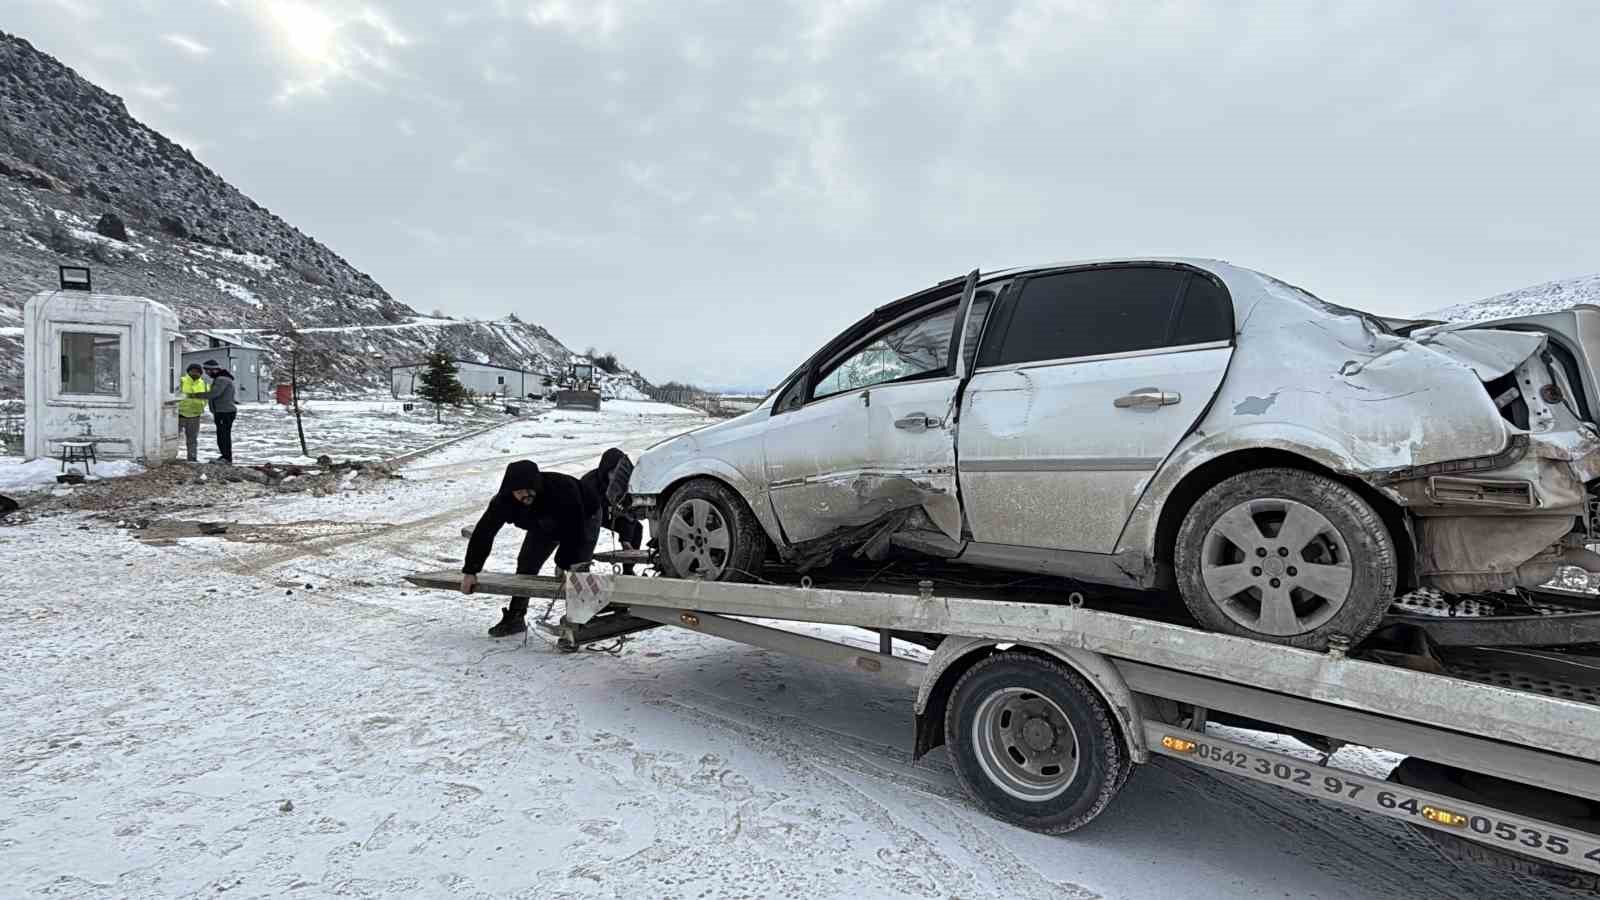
59;440;97;474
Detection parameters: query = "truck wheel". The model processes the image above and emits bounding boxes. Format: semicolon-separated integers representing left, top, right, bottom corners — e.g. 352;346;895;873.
657;479;767;582
944;652;1129;833
1174;467;1395;650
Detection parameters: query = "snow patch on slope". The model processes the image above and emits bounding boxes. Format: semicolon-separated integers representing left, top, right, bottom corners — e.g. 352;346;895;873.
1424;272;1600;322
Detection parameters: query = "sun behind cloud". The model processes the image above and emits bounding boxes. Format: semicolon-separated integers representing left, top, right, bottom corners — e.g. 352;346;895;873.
262;0;339;67
247;1;411;101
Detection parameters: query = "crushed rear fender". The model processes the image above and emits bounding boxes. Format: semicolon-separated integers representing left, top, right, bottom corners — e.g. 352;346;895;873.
1121;274;1600;595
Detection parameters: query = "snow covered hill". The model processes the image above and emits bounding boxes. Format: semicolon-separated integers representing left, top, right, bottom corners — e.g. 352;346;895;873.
0;31;651;398
227;318;656;399
1423;272;1600;323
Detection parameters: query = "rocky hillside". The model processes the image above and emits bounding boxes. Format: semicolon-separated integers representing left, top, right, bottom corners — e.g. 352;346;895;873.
0;31;640;398
1424;272;1600;323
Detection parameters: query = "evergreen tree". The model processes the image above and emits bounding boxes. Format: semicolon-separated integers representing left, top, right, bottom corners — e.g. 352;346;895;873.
416;349;465;422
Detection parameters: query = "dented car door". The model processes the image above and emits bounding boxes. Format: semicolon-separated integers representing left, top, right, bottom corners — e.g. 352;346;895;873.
766;283;973;544
763;375;872;544
958;265;1235;553
858;272;979;540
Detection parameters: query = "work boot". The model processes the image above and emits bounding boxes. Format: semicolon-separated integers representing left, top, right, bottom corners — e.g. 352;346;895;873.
487;597;529;638
487;606;527;638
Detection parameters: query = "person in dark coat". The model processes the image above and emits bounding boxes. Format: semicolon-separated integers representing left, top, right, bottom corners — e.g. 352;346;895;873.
202;359;238;464
580;448;643;574
460;460;602;637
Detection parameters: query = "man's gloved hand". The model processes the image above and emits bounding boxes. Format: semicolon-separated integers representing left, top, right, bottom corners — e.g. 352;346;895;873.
460;574;478;595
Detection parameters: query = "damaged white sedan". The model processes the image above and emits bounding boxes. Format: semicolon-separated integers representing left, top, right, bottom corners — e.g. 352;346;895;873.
630;259;1600;648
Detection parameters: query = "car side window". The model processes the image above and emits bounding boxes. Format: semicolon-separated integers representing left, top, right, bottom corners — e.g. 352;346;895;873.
772;375;807;415
977;267;1203;367
1172;274;1234;345
812;304;959;400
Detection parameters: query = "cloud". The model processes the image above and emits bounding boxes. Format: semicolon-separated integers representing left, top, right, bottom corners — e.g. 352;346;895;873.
131;82;177;108
524;0;631;39
164;34;213;56
249;0;416;101
450;140;509;176
6;0;1600;389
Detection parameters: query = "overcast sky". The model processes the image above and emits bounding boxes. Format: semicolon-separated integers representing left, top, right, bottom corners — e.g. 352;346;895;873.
9;1;1600;388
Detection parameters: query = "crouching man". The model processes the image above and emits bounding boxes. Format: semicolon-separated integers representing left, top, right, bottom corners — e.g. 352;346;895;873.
581;448;643;574
460;460;602;637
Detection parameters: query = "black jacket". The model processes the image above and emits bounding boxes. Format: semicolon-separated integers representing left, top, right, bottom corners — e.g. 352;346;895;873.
462;461;601;574
579;448;633;527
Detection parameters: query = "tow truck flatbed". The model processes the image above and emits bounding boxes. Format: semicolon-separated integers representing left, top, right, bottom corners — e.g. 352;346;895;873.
408;568;1600;888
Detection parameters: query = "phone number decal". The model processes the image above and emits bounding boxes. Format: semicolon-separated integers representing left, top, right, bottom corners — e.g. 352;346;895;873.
1188;740;1600;872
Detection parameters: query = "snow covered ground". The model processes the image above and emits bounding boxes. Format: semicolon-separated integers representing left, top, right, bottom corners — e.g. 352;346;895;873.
236;400;517;465
0;408;1571;898
596;398;700;417
0;457;144;493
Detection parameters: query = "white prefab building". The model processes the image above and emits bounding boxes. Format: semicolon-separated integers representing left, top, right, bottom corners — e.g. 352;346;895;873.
182;331;270;404
23;289;183;462
390;360;544;400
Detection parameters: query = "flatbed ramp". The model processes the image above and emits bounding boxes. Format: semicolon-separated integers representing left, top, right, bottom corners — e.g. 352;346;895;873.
408;569;1600;890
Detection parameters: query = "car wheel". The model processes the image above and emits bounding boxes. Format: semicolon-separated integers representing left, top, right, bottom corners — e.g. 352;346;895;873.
1174;467;1395;650
944;652;1129;834
657;478;767;582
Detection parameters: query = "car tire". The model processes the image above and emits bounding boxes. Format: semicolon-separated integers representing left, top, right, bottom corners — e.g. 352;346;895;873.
656;478;767;582
944;652;1130;834
1174;467;1395;650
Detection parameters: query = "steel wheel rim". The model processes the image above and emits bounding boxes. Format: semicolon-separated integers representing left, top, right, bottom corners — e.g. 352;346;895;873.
971;687;1080;802
1200;497;1354;636
666;498;732;579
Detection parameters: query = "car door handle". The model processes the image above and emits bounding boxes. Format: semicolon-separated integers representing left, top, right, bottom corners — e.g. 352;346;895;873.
894;413;943;432
1114;388;1182;410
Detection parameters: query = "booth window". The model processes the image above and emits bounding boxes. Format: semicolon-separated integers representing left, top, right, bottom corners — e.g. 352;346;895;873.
60;331;122;395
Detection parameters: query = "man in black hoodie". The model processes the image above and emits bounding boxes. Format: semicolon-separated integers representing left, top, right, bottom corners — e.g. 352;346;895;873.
460;460;603;637
580;448;643;574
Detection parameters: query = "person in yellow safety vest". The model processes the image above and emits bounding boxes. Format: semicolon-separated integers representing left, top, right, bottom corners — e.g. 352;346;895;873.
178;363;209;462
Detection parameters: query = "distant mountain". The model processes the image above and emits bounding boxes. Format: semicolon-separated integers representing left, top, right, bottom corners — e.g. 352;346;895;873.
0;31;646;398
1422;272;1600;323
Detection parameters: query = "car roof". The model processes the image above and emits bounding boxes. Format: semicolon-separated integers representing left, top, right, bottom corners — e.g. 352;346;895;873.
786;258;1381;393
979;256;1235;280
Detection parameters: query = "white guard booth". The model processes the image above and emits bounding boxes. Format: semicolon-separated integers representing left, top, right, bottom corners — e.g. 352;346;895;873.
22;289;183;463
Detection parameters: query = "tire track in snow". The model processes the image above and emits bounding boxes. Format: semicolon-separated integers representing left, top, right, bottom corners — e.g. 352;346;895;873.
215;424;689;578
635;685;1093;899
1154;756;1514;897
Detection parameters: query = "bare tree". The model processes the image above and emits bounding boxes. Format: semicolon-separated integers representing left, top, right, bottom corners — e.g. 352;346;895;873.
268;316;339;458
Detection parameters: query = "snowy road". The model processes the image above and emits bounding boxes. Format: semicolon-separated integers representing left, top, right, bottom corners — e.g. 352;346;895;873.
0;407;1573;898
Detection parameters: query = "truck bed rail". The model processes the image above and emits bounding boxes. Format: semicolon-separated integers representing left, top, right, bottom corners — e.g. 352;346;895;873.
406;569;1600;767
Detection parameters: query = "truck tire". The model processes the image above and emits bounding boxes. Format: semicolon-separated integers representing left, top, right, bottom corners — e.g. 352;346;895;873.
1174;467;1395;650
1389;758;1600;895
944;652;1129;834
656;479;767;582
